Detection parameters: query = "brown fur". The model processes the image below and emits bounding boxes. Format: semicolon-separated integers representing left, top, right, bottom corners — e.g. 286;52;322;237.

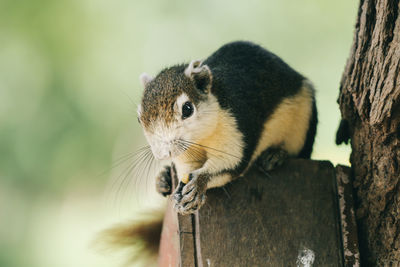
140;65;207;128
94;211;164;265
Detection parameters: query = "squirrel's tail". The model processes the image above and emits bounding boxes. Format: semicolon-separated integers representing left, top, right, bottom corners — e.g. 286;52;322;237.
94;209;164;266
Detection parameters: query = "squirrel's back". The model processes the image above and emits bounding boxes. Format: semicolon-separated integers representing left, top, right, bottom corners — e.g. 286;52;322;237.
203;41;316;173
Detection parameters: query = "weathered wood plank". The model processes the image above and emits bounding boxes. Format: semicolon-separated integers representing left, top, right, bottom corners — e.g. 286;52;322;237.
336;165;360;267
159;159;353;266
158;200;180;267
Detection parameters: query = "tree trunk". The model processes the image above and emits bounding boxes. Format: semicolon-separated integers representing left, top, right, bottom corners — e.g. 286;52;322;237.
338;0;400;265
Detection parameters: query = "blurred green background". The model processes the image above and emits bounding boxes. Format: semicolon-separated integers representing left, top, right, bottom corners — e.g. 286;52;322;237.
0;0;356;266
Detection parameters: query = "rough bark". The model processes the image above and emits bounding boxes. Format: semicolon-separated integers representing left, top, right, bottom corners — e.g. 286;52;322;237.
338;0;400;265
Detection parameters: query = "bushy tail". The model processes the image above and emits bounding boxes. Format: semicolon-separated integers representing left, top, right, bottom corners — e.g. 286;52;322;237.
94;209;165;266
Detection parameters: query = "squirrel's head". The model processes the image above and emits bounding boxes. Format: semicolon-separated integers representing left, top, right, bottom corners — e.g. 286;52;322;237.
138;60;218;160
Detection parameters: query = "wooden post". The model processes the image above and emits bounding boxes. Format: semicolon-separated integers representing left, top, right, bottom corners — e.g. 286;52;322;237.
159;159;359;266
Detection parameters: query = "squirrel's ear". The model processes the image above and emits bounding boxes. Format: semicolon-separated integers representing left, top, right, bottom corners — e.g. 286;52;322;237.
139;73;153;88
184;60;212;93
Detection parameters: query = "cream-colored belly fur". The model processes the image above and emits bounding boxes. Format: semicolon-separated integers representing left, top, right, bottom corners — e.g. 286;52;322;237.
174;106;244;188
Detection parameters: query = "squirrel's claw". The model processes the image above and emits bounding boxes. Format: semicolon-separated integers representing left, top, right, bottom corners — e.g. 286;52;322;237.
173;173;207;215
156;165;172;197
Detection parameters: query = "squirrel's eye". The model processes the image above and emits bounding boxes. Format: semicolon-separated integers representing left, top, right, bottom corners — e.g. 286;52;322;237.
137;117;141;124
181;101;194;119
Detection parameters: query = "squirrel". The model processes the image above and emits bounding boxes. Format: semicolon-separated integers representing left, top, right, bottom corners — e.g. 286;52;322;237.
138;40;317;215
98;41;317;263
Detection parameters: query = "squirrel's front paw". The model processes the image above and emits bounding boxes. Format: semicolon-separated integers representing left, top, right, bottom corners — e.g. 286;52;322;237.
156;165;172;197
173;173;206;215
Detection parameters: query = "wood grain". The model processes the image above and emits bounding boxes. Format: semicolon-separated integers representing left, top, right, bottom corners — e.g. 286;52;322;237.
159;159;355;266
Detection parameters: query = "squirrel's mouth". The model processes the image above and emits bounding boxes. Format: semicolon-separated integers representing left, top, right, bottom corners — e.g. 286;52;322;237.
151;142;186;161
